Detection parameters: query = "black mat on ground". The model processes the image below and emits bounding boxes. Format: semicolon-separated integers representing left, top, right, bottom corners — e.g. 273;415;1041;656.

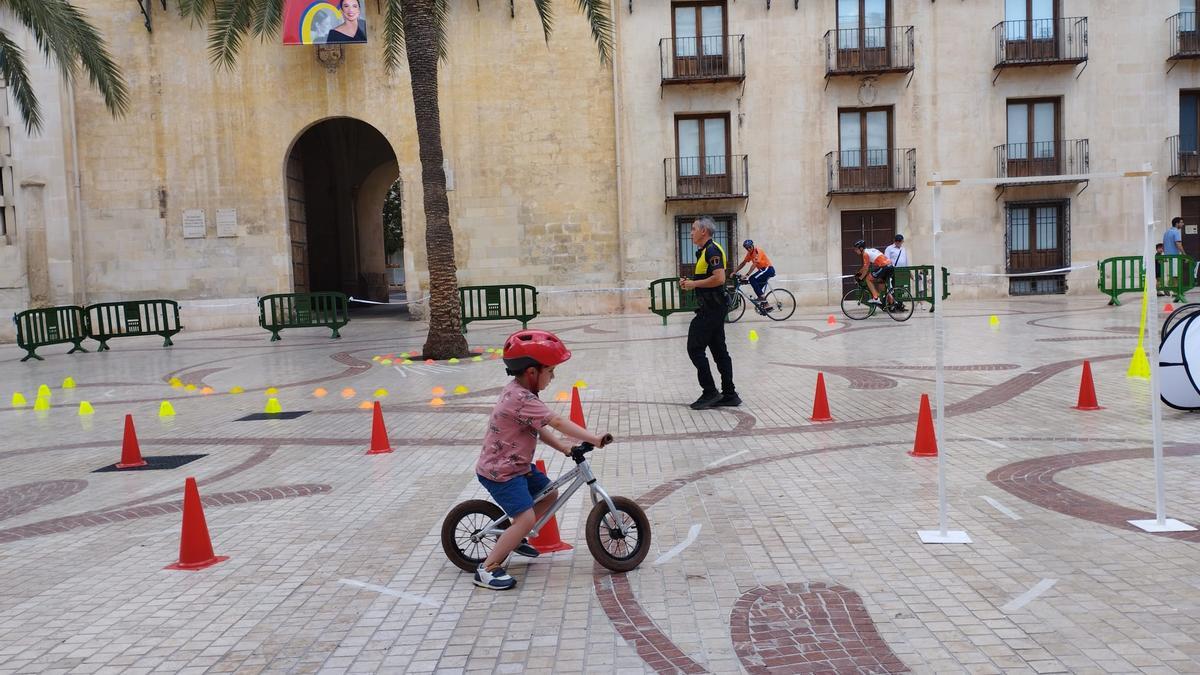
235;411;311;421
93;454;207;473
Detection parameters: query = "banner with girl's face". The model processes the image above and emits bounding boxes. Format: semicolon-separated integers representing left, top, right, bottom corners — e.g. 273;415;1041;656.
282;0;367;45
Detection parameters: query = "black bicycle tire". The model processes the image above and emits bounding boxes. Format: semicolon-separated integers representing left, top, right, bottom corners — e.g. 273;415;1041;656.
886;287;915;322
725;292;746;323
442;499;505;573
840;288;873;320
585;496;652;573
763;288;797;321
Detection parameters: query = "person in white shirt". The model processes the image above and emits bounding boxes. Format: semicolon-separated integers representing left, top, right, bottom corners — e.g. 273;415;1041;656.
884;233;908;268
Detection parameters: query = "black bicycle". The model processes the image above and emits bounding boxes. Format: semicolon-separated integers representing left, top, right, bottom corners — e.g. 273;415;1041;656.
840;276;914;322
726;275;797;322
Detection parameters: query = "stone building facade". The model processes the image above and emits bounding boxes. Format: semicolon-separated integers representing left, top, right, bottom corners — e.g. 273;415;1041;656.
2;1;1199;340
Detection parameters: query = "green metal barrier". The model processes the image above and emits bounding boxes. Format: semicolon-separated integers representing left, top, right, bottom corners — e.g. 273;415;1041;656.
894;266;950;312
459;284;538;333
258;292;350;341
12;305;89;361
86;299;182;351
648;277;699;325
1098;255;1195;305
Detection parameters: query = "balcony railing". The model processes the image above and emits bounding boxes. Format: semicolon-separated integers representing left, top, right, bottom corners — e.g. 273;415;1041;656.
664;155;749;200
660;35;746;83
1168;135;1200;179
1169;13;1200;60
993;17;1088;68
994;139;1089;182
824;26;915;77
825;148;916;195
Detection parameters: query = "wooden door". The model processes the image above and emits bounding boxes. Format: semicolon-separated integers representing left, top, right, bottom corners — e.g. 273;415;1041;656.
676;114;730;197
840;209;896;292
286;152;310;293
836;0;890;70
1005;0;1057;61
838;108;892;190
1181;197;1200;263
1007;203;1064;273
672;1;727;78
1006;99;1059;178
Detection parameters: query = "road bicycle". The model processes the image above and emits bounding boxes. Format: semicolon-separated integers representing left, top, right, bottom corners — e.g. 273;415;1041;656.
441;438;651;573
840;275;914;322
726;274;797;322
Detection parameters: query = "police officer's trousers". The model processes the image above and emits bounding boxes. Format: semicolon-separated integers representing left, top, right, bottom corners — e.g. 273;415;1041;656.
687;305;736;396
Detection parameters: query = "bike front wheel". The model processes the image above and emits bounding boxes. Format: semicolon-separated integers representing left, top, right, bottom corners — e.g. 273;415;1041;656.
762;288;796;321
885;287;915;322
840;288;873;320
585;496;652;573
725;293;746;323
442;499;505;572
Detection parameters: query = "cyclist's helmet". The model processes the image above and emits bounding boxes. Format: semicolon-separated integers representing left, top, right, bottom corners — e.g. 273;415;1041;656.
853;239;867;249
502;329;572;375
742;239;754;250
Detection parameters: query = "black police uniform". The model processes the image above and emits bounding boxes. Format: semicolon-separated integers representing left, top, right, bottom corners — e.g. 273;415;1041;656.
687;238;737;400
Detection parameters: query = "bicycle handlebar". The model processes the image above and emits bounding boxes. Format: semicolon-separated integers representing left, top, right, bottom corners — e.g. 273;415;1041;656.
570;434;614;463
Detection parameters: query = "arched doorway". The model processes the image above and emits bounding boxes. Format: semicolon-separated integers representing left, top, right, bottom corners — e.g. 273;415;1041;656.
284;118;400;303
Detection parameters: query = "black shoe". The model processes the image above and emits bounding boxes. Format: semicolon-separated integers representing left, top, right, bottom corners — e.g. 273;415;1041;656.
690;392;721;410
715;393;742;407
514;539;540;558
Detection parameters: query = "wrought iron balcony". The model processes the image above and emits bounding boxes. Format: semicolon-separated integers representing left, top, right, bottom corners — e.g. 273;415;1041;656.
993;17;1087;68
1169;13;1200;60
825;148;915;195
824;26;914;77
993;139;1089;184
1168;135;1200;179
660;35;746;84
664;155;749;201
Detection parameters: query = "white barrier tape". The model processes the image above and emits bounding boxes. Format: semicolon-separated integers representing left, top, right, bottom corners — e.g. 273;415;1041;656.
949;264;1093;278
349;295;430;306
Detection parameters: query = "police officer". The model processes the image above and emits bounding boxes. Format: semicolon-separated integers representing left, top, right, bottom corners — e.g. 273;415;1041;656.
679;217;740;409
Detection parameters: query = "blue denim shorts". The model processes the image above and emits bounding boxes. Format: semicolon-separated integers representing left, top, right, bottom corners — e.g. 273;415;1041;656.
477;465;552;517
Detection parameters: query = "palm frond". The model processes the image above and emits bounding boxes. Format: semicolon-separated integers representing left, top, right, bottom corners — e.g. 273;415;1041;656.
207;0;256;70
381;0;406;73
177;0;216;23
249;0;285;41
574;0;613;65
58;2;130;118
0;31;42;133
531;0;554;45
431;0;450;61
4;0;82;82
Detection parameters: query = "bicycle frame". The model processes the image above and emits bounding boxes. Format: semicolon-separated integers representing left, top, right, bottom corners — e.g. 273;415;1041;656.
731;275;773;304
470;458;627;544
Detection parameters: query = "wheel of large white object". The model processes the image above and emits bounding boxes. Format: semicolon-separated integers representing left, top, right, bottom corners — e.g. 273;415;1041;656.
1160;305;1200;410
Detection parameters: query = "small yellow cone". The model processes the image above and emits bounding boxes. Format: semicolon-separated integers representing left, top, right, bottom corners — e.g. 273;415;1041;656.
381;359;393;365
1127;344;1151;379
471;356;483;362
158;401;175;417
432;386;446;396
374;388;389;398
185;384;197;392
430;397;446;407
448;358;460;364
574;380;587;389
371;355;381;362
11;392;28;408
341;387;356;398
37;384;51;399
264;397;282;414
358;400;374;409
454;385;469;395
77;401;94;416
229;386;245;394
62;377;76;389
313;387;328;398
34;396;51;411
169;378;183;388
555;391;570;402
402;359;413;365
399;352;409;358
265;387;278;395
988;315;1000;327
748;329;759;342
201;387;214;395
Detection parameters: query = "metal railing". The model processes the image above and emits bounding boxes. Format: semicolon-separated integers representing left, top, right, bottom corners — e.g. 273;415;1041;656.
1169;12;1200;59
660;35;745;82
823;26;914;76
825;148;916;194
664;155;749;200
994;139;1089;179
1168;135;1200;178
993;17;1088;67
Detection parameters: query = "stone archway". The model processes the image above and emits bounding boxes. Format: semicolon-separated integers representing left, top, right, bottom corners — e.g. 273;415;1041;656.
284;118;399;302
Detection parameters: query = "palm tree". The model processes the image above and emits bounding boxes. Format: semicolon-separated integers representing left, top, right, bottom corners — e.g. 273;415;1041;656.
187;0;613;359
0;0;129;133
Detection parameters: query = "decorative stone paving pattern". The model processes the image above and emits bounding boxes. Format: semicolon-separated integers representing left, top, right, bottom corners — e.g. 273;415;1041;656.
0;480;88;523
593;571;709;674
729;583;909;674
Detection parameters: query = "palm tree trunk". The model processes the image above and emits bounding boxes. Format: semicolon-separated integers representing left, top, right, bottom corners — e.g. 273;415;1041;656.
403;0;470;359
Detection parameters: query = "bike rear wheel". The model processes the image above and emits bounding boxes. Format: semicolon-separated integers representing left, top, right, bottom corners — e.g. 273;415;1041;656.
441;499;505;573
585;496;652;573
840;288;873;320
725;292;746;323
763;288;797;321
885;287;915;322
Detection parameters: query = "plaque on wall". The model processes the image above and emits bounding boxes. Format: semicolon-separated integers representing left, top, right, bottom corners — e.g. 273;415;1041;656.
217;209;238;237
1187;225;1198;235
182;209;206;239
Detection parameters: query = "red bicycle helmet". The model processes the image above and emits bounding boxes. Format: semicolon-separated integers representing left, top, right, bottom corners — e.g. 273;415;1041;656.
502;329;571;374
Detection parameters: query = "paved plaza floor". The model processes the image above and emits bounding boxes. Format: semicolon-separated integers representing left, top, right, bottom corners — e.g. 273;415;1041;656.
1;296;1198;674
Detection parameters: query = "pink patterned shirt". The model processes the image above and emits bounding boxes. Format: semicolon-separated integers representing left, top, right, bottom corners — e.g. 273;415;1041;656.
475;380;557;482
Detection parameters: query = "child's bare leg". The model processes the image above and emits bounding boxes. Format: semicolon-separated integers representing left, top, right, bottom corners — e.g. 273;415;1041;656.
531;489;559;525
484;509;535;570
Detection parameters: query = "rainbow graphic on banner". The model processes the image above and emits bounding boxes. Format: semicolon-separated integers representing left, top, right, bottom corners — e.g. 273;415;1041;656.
282;0;343;45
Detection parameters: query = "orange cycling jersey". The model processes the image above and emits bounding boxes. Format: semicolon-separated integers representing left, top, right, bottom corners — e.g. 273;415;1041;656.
742;247;772;270
863;248;890;267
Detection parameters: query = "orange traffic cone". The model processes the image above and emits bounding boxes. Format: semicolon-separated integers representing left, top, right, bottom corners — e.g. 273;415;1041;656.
810;373;833;422
826;315;837;326
569;386;585;427
165;477;229;570
909;394;938;457
529;459;573;554
1073;360;1103;411
1164;302;1175;313
116;414;148;469
367;401;393;454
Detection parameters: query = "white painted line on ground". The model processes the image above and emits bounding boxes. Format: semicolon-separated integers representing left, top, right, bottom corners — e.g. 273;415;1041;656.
392;366;408;378
337;579;443;608
103;389;115;398
962;434;1007;449
653;523;702;566
1001;578;1057;613
981;496;1023;521
706;450;748;468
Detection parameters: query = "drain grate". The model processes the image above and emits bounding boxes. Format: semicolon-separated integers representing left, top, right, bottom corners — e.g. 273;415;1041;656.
93;454;207;473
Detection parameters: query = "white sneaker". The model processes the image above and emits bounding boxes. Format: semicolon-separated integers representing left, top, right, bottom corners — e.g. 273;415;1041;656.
474;564;516;590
